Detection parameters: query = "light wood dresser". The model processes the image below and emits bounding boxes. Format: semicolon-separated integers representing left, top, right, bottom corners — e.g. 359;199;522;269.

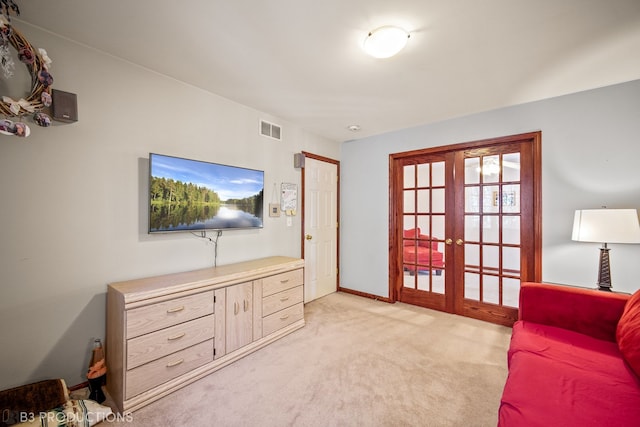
106;256;304;413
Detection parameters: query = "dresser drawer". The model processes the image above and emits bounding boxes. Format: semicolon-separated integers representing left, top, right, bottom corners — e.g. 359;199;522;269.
126;291;214;338
127;314;215;369
262;285;303;317
125;339;214;399
262;269;303;297
262;302;304;336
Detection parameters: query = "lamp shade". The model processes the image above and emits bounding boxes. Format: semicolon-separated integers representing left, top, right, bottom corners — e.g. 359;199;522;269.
363;26;409;58
572;209;640;243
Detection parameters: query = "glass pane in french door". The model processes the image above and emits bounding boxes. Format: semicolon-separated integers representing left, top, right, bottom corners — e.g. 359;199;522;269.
402;161;446;294
463;152;521;307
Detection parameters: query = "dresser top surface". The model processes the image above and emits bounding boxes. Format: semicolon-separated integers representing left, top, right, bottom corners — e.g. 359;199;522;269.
109;256;304;303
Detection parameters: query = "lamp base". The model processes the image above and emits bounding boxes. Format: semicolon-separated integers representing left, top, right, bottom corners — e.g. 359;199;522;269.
88;375;106;403
597;245;612;292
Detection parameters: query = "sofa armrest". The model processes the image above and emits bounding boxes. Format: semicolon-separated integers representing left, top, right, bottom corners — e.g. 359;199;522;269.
519;282;629;342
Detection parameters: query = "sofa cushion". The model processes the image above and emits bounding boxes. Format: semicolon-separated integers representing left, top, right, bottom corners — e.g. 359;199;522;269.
518;282;628;342
617;289;640;377
402;246;443;262
500;350;640;427
500;321;640;426
508;321;626;372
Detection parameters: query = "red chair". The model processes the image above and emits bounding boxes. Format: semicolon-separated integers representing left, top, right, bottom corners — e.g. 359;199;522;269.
403;228;444;275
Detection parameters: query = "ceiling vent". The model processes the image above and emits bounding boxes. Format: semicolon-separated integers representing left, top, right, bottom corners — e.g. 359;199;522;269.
260;119;282;141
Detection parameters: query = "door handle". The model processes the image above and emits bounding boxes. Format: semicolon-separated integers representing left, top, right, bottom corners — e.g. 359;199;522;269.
456;239;464;246
445;238;452;245
305;234;313;240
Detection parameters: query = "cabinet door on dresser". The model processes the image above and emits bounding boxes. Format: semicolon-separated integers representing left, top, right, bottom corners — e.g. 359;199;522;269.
215;281;254;356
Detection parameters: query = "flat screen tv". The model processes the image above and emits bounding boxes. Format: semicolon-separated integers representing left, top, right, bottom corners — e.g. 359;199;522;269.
148;153;264;233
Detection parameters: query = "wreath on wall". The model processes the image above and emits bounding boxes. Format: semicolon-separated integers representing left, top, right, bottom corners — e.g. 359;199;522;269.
0;2;54;137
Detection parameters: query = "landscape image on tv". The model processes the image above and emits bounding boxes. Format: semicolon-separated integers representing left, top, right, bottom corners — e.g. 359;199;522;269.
149;153;264;232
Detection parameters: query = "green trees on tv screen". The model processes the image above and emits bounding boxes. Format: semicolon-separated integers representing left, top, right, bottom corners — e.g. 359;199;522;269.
150;176;221;205
150;176;263;214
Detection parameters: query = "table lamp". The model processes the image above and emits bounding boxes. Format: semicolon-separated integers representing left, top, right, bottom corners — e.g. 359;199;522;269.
572;208;640;291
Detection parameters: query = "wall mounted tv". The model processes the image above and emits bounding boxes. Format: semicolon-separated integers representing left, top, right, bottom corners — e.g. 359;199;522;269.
148;153;264;233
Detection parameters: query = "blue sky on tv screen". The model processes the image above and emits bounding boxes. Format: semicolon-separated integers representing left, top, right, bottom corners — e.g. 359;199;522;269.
151;154;263;201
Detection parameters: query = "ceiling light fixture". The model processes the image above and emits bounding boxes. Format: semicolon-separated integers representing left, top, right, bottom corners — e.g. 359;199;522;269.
347;125;361;132
363;26;410;59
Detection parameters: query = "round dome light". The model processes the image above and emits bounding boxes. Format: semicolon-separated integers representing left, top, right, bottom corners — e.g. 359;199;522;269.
363;26;410;58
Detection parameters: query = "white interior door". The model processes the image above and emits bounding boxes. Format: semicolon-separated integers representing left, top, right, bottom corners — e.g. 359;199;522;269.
303;156;338;303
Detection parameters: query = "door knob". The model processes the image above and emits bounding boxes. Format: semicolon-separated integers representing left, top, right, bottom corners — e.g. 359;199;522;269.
445;238;452;245
305;234;313;240
456;239;464;246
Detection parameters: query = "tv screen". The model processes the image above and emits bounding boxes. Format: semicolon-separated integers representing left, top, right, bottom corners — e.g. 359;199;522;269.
148;153;264;233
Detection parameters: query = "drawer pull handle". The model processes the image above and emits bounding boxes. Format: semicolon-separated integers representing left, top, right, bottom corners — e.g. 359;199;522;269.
244;299;249;312
167;306;185;314
280;279;289;284
167;332;186;341
234;302;239;315
166;359;184;368
280;314;290;320
280;296;290;302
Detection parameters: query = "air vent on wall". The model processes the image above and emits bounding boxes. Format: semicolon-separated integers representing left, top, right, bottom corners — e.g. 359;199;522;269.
260;119;282;141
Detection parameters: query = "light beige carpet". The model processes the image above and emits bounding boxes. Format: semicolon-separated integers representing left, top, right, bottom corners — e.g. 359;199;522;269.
107;292;511;426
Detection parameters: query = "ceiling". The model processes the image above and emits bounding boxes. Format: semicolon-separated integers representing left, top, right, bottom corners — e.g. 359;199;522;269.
13;0;640;142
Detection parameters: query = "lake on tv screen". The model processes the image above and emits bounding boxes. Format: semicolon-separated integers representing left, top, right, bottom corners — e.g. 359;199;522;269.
150;204;263;232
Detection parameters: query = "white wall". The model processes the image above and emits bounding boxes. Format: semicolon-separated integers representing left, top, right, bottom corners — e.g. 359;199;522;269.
0;24;340;389
340;79;640;298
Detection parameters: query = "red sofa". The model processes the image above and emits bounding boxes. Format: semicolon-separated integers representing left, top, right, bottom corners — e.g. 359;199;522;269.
498;282;640;426
402;228;444;275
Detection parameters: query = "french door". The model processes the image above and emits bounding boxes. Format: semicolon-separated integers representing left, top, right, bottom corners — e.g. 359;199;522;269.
389;132;541;326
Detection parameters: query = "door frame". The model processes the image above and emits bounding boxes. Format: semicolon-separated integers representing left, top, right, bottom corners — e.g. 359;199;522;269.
300;151;341;290
388;132;542;314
